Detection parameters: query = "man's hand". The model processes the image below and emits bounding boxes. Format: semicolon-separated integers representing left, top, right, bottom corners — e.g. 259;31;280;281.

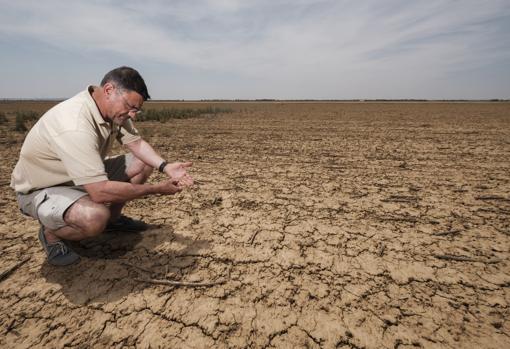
164;162;194;187
156;179;183;195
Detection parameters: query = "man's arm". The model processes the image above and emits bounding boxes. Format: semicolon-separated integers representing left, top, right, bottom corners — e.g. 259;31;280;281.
84;138;192;203
125;138;194;186
124;138;165;170
83;179;181;204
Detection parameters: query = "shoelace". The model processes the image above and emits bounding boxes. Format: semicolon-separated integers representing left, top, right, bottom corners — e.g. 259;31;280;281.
49;241;68;256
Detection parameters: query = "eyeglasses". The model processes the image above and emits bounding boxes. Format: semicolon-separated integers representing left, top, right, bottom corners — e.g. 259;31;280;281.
118;90;142;115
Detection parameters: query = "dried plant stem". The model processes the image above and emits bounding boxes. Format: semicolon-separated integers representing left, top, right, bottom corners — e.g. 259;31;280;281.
0;257;30;282
134;277;225;287
121;261;225;287
434;254;501;264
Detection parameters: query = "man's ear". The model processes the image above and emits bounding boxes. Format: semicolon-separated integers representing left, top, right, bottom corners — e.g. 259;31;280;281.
103;82;115;99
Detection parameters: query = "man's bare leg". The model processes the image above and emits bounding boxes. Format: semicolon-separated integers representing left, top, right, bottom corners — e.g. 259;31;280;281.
44;156;153;242
44;196;110;243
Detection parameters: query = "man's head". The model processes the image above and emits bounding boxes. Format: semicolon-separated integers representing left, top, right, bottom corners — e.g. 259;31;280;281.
99;66;150;125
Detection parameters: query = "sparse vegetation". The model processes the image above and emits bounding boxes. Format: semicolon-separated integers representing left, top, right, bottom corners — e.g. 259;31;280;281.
15;110;39;121
6;106;233;131
137;106;232;122
13;110;40;132
14;114;28;132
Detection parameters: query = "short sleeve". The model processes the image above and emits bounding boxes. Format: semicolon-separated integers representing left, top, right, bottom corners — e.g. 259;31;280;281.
50;130;108;185
117;119;141;145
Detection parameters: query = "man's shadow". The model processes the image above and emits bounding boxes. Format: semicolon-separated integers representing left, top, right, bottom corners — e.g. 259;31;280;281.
41;225;211;305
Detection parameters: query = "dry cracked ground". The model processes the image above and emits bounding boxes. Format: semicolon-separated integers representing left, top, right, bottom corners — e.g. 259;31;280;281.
0;101;509;348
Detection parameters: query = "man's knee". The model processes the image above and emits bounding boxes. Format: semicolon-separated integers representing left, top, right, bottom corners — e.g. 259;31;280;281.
65;197;110;238
83;206;110;237
127;157;153;184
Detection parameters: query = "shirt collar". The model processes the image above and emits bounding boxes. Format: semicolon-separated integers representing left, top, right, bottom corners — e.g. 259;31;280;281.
85;85;110;126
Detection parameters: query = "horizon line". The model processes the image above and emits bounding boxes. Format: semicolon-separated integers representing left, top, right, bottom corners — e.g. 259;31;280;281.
1;98;509;102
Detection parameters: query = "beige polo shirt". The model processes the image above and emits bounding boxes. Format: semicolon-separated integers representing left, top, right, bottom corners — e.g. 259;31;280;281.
10;86;141;194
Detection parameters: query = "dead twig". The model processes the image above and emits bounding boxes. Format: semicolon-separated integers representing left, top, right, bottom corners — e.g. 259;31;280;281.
134;278;226;288
0;257;30;282
248;229;260;244
475;195;510;202
433;230;462;237
381;195;418;203
323;166;345;171
434;254;501;264
122;261;226;288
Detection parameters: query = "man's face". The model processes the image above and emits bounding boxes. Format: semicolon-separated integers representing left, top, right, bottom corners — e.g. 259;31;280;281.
107;85;144;125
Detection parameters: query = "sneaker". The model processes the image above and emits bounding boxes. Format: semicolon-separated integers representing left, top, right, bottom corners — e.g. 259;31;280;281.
38;226;81;266
105;215;149;232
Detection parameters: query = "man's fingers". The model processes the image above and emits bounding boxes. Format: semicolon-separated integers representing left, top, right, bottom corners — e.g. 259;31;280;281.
178;179;192;187
181;161;193;168
158;179;182;195
174;183;183;193
178;175;194;187
183;174;194;186
177;179;190;189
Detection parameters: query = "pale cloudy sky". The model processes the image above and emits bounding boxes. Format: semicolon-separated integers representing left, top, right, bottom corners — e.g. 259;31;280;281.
0;0;509;99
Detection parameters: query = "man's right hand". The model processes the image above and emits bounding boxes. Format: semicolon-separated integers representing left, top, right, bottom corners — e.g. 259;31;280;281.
156;179;182;195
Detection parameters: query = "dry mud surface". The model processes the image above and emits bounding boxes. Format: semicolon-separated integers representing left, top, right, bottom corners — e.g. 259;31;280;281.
0;102;509;348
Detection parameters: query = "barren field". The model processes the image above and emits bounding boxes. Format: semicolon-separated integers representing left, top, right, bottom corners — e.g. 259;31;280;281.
0;101;509;349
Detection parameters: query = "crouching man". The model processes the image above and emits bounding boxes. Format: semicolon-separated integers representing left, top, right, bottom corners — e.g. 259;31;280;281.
10;66;193;266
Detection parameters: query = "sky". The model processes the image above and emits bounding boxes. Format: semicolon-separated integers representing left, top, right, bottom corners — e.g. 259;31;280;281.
0;0;509;100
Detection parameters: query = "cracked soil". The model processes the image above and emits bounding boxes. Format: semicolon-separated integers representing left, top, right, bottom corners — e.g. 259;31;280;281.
0;101;509;348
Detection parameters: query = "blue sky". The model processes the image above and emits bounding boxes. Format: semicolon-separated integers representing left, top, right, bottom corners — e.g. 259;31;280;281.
0;0;509;99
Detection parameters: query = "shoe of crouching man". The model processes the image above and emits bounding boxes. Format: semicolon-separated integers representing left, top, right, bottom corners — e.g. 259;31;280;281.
105;214;149;232
38;225;80;266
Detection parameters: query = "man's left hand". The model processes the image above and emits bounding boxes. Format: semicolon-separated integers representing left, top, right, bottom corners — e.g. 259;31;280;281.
164;162;194;187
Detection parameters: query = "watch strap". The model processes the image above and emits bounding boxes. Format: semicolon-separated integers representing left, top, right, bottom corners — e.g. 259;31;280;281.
158;161;168;173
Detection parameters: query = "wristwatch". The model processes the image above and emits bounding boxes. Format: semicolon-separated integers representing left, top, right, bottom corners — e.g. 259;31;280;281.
158;161;168;173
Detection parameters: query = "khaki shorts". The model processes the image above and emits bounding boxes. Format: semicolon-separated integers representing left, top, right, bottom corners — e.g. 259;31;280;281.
16;153;135;230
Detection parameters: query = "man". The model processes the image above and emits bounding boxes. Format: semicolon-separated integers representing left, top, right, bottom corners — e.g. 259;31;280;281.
11;66;193;266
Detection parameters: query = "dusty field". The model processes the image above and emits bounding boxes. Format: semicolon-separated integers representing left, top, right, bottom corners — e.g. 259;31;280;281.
0;101;509;348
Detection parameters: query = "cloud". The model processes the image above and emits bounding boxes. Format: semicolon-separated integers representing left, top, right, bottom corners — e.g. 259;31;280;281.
0;0;509;98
